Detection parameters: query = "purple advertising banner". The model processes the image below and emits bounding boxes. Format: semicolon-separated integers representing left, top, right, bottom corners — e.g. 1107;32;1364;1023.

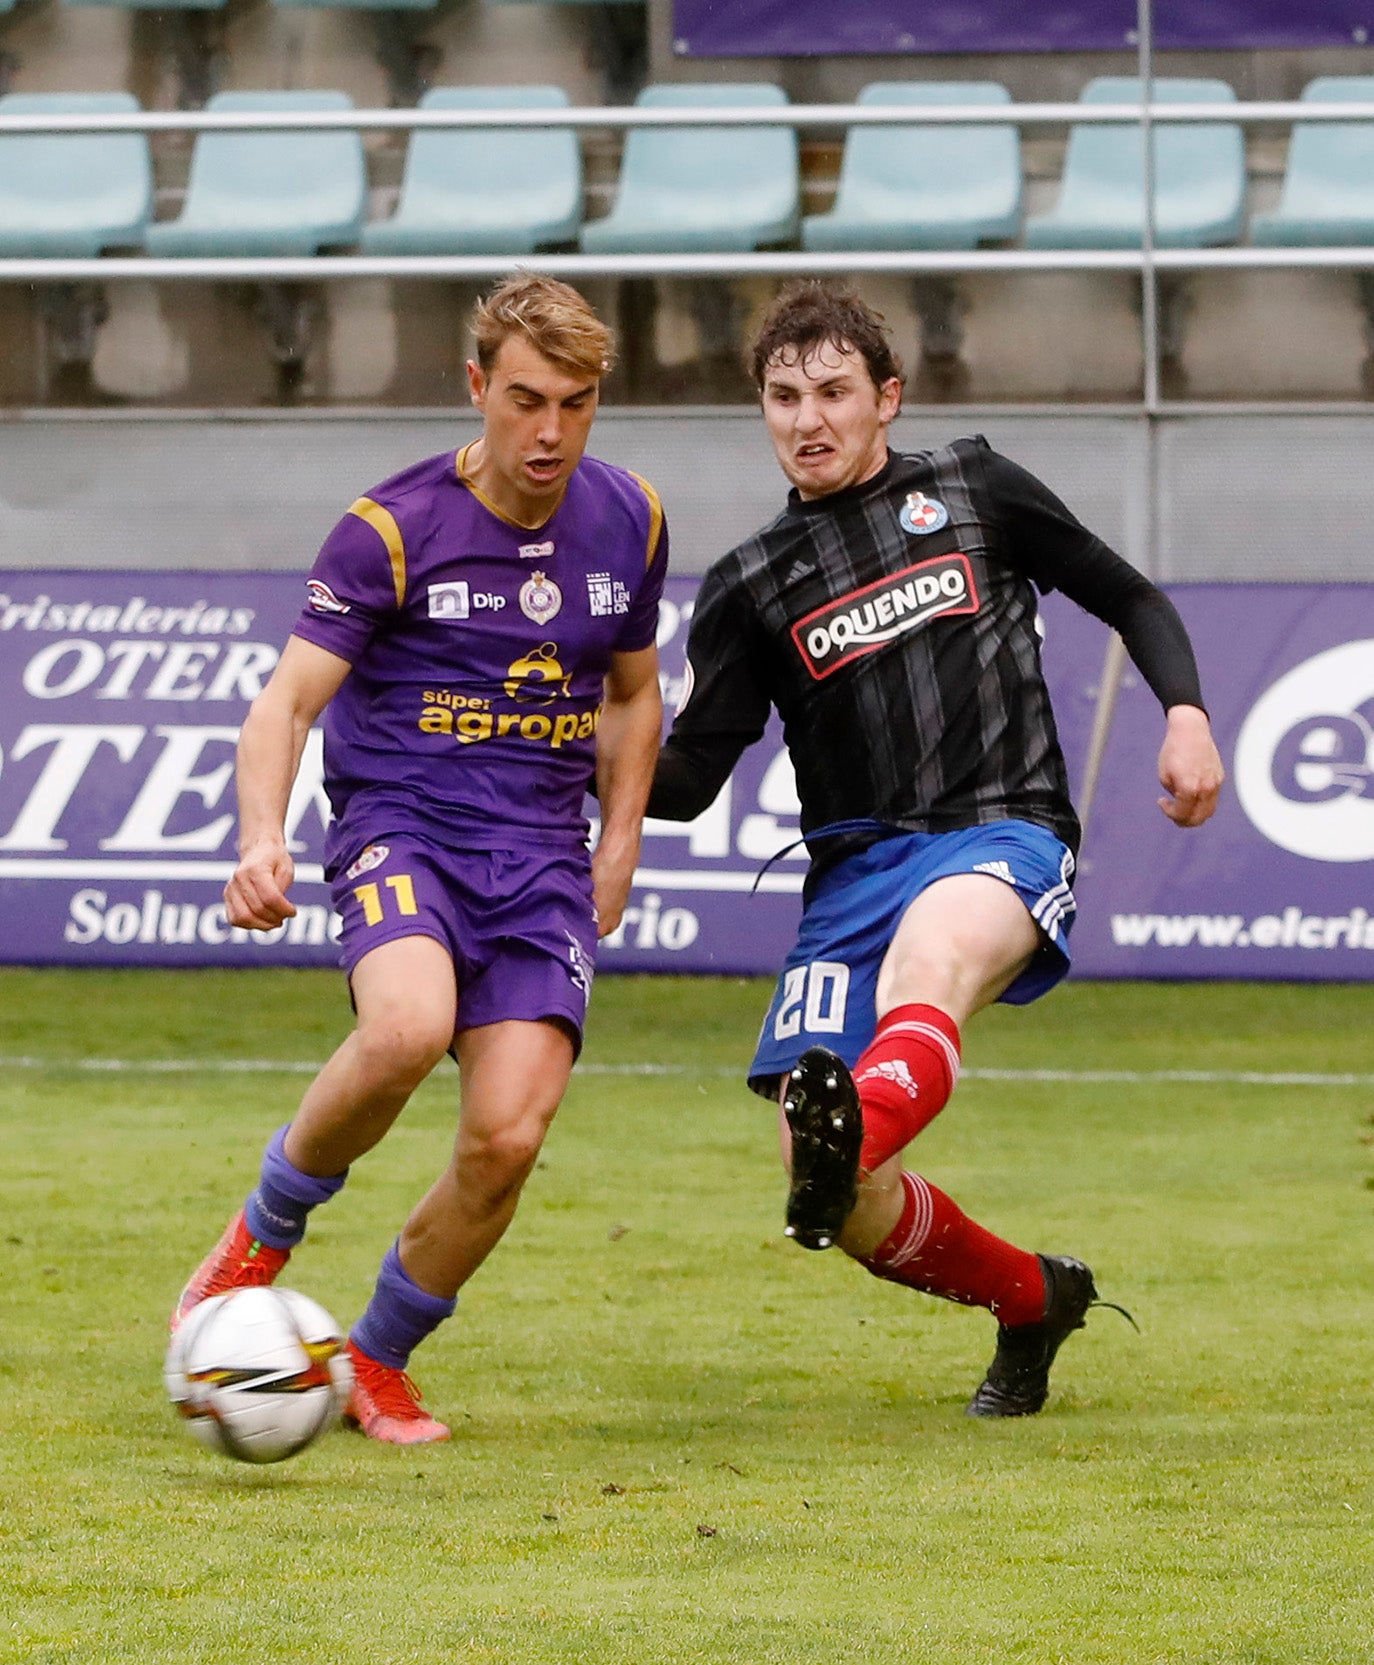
0;574;334;968
6;571;1366;980
1072;584;1374;980
672;1;1374;57
0;570;1105;976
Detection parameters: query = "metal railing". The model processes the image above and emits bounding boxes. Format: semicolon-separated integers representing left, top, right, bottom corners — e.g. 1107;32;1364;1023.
3;246;1373;283
0;98;1371;133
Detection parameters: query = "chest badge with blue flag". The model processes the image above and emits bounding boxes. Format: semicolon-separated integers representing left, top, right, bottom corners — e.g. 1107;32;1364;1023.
899;491;949;535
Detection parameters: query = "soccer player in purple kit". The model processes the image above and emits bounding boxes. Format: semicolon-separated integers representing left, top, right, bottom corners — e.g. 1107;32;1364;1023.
171;274;668;1444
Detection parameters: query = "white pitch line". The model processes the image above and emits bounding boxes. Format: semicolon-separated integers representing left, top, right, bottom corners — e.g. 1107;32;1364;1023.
0;1056;1370;1087
963;1066;1374;1088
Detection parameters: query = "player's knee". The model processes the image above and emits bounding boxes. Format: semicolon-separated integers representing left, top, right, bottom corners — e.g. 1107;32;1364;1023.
461;1105;556;1191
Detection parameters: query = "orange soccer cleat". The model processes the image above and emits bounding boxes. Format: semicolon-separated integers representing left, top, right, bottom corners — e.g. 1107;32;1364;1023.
343;1340;451;1445
170;1208;291;1334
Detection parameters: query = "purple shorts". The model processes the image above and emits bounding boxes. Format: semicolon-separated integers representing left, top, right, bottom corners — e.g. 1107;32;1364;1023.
330;835;597;1048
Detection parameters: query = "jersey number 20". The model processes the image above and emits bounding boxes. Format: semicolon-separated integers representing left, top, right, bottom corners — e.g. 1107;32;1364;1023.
773;960;850;1040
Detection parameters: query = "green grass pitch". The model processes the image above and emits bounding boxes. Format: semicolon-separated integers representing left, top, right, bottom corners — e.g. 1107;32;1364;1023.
1;970;1371;1664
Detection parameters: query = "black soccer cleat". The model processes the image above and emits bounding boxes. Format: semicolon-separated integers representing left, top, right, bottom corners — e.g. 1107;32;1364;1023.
782;1046;864;1251
966;1254;1135;1419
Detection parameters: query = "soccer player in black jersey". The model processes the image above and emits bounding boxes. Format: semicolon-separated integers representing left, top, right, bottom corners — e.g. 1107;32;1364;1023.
648;282;1224;1417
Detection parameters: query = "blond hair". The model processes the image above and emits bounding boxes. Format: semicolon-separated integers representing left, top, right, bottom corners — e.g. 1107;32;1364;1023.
471;273;615;380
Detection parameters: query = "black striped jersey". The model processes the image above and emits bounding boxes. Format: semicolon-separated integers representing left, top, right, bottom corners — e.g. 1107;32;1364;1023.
649;437;1202;866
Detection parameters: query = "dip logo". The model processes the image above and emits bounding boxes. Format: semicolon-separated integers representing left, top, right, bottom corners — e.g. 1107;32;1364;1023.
1234;639;1374;862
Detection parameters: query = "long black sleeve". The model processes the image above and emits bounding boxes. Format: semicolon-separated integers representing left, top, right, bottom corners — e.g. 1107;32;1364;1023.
647;564;772;821
981;449;1206;713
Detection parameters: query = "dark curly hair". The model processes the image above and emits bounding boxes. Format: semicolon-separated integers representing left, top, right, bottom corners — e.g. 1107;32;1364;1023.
748;281;905;393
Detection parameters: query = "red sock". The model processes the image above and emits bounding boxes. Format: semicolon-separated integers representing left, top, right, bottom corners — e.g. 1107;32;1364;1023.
859;1171;1046;1325
854;1003;961;1172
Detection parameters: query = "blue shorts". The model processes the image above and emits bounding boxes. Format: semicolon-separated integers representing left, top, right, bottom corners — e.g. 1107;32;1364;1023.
330;834;597;1050
748;820;1076;1097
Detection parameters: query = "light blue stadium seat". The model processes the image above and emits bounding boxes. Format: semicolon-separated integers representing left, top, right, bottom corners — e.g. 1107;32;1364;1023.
803;81;1021;252
0;93;153;257
581;83;799;254
1251;77;1374;245
1025;77;1246;249
145;91;367;258
362;86;580;255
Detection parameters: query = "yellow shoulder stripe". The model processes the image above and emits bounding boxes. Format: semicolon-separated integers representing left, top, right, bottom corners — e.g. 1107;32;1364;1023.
347;497;406;608
627;472;664;568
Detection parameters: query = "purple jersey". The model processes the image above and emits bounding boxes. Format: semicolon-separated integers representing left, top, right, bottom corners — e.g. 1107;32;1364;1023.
292;446;667;874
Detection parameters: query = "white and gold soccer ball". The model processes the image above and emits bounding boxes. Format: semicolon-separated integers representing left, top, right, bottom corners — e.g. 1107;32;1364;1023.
165;1287;353;1464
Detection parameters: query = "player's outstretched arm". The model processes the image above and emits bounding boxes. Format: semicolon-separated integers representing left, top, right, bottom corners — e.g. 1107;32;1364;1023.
1157;703;1225;828
593;645;663;939
225;636;351;930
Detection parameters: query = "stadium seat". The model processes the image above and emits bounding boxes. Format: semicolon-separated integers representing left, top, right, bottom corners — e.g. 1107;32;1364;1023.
803;81;1022;251
580;83;799;253
145;91;367;257
361;86;581;255
1251;77;1374;245
1025;77;1247;248
0;92;153;256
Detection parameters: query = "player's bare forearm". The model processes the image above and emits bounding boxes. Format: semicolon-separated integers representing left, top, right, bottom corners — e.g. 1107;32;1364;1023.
1158;703;1225;828
225;696;307;928
593;647;663;937
225;637;351;930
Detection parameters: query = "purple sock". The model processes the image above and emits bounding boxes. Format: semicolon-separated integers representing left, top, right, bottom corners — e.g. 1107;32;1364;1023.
243;1124;348;1250
350;1242;456;1370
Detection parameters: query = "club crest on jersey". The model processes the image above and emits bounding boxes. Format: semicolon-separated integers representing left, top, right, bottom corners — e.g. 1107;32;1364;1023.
791;553;979;681
899;492;949;535
306;579;351;614
520;570;562;625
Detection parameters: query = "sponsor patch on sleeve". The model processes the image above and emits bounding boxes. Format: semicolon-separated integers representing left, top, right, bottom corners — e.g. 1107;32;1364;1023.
306;579;352;615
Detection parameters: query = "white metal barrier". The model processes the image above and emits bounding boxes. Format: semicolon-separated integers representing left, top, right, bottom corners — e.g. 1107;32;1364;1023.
0;99;1370;132
2;247;1372;283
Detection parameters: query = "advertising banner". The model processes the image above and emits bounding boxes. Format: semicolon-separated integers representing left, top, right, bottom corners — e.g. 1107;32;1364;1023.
4;572;1367;979
0;571;1105;976
671;0;1374;57
0;574;331;968
1072;584;1374;980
